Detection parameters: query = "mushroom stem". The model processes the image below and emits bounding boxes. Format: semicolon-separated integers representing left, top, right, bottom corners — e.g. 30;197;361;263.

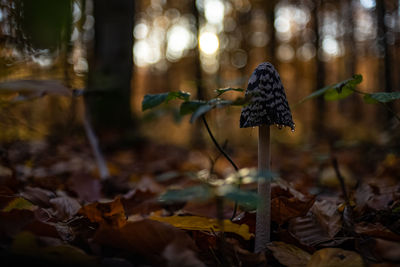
255;124;271;253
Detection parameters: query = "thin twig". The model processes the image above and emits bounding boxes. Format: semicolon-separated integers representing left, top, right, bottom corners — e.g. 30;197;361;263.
331;156;355;234
201;115;241;220
331;157;349;205
201;115;239;171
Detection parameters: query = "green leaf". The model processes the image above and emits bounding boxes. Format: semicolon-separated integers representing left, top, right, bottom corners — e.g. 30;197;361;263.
190;104;213;123
189;98;233;123
363;92;400;104
324;86;354;101
142;91;190;111
296;74;363;105
159;185;211;203
363;94;379;104
215;87;244;96
324;74;362;101
180;100;207;115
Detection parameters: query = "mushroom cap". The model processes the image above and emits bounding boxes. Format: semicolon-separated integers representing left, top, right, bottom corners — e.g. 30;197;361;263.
240;62;294;130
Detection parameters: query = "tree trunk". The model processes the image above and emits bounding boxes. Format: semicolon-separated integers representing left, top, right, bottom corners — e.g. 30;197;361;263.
376;0;394;124
340;0;360;120
87;0;134;133
191;0;205;147
312;0;325;139
266;0;277;67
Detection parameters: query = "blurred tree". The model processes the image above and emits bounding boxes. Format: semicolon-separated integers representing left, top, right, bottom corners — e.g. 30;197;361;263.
265;0;277;67
376;0;394;124
340;0;361;120
191;0;205;147
312;0;326;139
87;0;135;134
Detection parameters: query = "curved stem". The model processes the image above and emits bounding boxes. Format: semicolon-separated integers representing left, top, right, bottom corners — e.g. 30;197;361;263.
201;115;241;220
201;115;239;171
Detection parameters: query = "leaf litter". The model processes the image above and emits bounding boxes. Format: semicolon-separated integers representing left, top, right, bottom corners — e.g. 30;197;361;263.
0;138;399;266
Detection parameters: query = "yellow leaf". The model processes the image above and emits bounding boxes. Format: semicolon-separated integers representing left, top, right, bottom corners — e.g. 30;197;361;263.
307;248;364;267
267;241;311;267
149;215;254;240
2;197;35;212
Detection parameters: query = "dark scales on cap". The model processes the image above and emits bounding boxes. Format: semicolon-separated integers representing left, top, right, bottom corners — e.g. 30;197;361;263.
240;62;295;130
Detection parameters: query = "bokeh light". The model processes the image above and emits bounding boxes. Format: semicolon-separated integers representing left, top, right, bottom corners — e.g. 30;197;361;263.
204;0;224;25
277;44;294;62
322;36;339;56
199;32;219;55
360;0;376;9
166;24;195;62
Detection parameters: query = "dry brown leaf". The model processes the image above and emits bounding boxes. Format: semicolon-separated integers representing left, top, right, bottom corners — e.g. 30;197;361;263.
374;238;400;262
311;200;342;238
267;241;311;267
271;179;315;224
20;186;56;208
122;183;162;215
307;248;364;267
355;183;398;212
93;219;197;266
355;222;400;242
78;197;126;228
49;196;81;221
289;215;350;247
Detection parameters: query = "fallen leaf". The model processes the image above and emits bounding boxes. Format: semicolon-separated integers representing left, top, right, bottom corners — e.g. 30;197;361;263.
311;200;342;238
355;222;400;241
49;196;81;221
79;197;126;228
122;186;161;215
374;238;400;262
267;241;311;267
93;219;197;266
2;197;35;212
149;215;253;240
355;183;397;212
289;215;350;247
10;231;98;267
307;248;363;267
271;179;315;224
20;186;56;208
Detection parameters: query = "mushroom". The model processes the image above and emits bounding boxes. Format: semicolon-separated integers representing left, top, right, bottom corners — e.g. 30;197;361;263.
240;62;294;253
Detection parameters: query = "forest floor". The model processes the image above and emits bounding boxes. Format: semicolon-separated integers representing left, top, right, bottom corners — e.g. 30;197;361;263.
0;136;399;266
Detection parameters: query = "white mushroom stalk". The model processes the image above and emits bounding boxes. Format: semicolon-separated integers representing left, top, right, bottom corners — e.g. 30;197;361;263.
240;62;294;253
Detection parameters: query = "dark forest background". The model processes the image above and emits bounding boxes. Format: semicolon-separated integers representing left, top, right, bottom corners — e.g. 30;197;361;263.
0;0;399;148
